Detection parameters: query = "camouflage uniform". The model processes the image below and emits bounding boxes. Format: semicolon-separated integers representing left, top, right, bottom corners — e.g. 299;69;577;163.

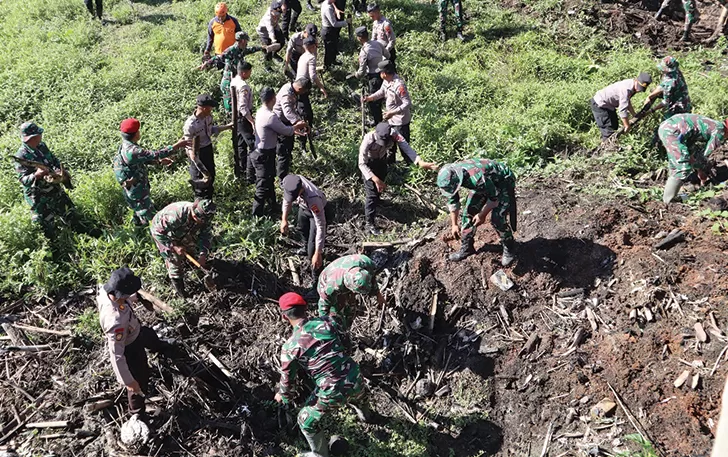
14;141;74;236
317;254;378;327
442;159;516;242
207;42;263;112
113;139;176;225
439;0;464;33
658;113;725;180
150;202;213;279
277;316;363;434
682;0;728;29
658;58;691;119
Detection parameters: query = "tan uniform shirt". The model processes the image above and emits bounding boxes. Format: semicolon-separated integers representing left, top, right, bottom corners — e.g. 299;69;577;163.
358;130;419;180
369;74;411;126
372;17;395;52
257;8;281;43
355;40;390;77
282;175;328;251
183;112;221;153
593;79;635;119
296;51;320;85
230;76;253;119
255;106;294;150
273;83;301;125
287;31;305;56
321;1;347;29
97;287;141;386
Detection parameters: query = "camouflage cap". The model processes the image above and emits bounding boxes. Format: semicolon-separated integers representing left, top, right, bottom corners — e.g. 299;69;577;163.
437;164;464;197
657;56;678;73
344;268;373;295
235;31;249;41
20;122;44;142
193;199;217;219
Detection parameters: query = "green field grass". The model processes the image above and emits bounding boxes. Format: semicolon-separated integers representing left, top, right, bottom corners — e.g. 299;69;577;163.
1;0;727;298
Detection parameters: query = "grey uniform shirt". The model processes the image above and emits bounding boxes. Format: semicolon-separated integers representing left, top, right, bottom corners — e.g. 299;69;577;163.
296;51;320;85
97;288;141;386
287;32;305;57
257;8;281;42
372;17;395;52
255;106;294;150
321;1;347;29
355;40;390;77
369;74;411;126
273;83;301;125
282;175;328;251
358;130;419;180
593;79;635;119
183;112;220;152
230;76;253;120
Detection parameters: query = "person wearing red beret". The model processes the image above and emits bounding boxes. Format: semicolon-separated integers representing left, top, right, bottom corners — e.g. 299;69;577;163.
113;118;189;226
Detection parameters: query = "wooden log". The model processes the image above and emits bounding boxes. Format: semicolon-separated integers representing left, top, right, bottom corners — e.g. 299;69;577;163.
11;324;71;337
361;239;413;249
138;289;174;314
3;345;52;352
1;323;30;346
654;229;685;250
206;351;236;382
83;399;114;413
26;421;69;429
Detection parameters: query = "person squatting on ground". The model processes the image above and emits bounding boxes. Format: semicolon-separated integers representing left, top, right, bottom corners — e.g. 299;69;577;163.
257;1;287;71
281;174;331;273
437;158;518;266
274;292;367;457
14;122;82;238
114;118;189;226
368;3;396;64
363;60;413;163
204;2;242;63
359;122;438;235
641;56;691;121
351;26;390;125
658;113;727;203
253;87;307;217
230;61;257;182
316;254;385;328
286;23;318;80
199;31;265;113
676;0;728;41
274;78;312;180
97;267;174;418
321;0;350;71
438;0;465;41
590;72;652;142
150;199;216;297
183;94;233;200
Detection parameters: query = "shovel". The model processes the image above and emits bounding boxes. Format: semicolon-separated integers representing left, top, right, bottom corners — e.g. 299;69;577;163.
184;253;217;291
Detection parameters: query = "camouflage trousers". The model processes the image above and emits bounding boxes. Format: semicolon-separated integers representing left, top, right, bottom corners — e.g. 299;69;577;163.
297;364;364;434
439;0;464;31
23;188;75;236
123;186;155;225
461;187;514;243
221;70;232;113
658;130;705;181
151;235;198;279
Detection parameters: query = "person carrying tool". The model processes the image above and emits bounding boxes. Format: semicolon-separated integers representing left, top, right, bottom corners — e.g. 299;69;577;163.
641;56;691;121
199;31;265;113
150;199;216;297
359;122;438;235
98;267;175;418
363;60;413;163
439;0;465;41
658;113;726;203
203;2;242;64
368;4;396;63
14;122;83;238
253;87;308;217
114;118;189;226
281;174;331;273
321;0;350;71
656;0;728;41
285;23;318;80
230;62;257;183
257;0;287;72
274;292;368;457
590;72;652;142
437;158;517;266
183;94;233;200
317;254;385;327
351;26;389;125
274;78;312;180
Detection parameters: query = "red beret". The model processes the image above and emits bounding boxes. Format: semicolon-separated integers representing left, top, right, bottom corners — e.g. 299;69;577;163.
279;292;307;310
120;118;140;134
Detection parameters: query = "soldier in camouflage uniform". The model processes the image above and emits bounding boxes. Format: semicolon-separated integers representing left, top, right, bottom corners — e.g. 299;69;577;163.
658;113;727;203
641;57;691;121
150;199;216;297
274;292;365;457
114;118;189;226
317;254;384;328
437;159;517;266
677;0;728;41
439;0;465;41
14;122;78;238
200;31;266;113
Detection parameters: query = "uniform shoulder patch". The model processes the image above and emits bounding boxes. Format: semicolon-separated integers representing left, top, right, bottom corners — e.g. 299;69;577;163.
118;304;126;311
398;85;407;97
114;327;125;341
311;204;320;215
385;25;391;33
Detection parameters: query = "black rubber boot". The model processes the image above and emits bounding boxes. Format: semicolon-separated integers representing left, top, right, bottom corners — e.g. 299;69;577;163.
366;222;382;236
449;231;475;262
501;238;516;267
171;278;186;298
681;25;692;41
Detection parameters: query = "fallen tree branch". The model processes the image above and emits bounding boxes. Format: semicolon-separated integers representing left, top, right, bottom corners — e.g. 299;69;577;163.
138;289;174;314
607;382;665;457
11;324;71;337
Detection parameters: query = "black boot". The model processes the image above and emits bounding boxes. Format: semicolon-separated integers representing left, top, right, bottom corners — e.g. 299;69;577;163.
681;25;692;41
449;231;475;262
501;238;516;267
171;278;186;298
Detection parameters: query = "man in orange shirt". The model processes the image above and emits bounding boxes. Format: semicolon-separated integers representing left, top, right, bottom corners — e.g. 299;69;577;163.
203;2;242;67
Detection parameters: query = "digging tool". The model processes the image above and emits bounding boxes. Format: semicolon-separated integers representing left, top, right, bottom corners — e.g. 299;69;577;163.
361;80;367;138
347;13;354;43
230;87;240;176
184;253;217;291
307;128;318;159
12;157;73;189
655;0;671;20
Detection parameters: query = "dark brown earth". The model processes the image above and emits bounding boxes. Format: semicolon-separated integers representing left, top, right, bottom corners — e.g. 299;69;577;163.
2;159;728;456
